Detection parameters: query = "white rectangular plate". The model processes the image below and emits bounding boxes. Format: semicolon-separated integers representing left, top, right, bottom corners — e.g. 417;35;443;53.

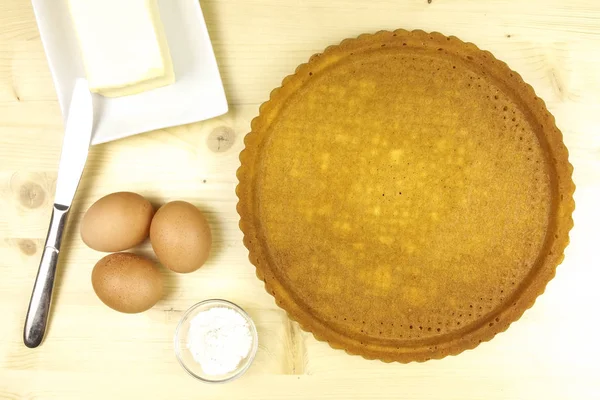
31;0;228;145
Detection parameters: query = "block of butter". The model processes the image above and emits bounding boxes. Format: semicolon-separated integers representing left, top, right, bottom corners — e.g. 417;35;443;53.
67;0;175;97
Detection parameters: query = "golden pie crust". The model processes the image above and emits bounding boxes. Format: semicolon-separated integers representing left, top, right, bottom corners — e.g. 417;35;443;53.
237;30;575;362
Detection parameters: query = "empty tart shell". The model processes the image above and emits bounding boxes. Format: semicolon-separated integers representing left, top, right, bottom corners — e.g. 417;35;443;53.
237;29;575;362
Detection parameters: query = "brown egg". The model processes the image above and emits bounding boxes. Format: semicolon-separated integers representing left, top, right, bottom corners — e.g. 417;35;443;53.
150;201;212;273
81;192;154;252
91;253;163;313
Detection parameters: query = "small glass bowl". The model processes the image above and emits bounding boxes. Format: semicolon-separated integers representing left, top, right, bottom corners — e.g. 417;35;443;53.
174;299;259;383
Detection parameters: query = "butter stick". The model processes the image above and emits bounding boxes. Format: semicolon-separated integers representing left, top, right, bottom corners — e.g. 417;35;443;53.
68;0;175;97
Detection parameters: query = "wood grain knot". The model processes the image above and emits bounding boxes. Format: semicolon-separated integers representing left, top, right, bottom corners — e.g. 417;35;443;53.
19;182;45;209
207;126;235;153
18;239;37;256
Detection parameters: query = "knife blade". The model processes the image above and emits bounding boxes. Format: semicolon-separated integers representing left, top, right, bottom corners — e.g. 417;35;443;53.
55;80;94;206
23;79;94;348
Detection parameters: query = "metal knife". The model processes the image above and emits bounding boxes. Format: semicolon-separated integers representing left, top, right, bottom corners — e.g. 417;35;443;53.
23;79;94;348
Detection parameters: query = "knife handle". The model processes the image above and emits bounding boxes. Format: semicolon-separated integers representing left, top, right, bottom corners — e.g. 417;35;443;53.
23;204;70;348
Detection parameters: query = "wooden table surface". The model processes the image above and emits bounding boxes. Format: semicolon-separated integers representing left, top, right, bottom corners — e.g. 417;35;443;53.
1;0;600;399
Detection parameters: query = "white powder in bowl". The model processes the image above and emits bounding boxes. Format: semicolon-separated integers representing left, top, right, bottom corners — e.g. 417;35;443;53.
186;306;253;376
